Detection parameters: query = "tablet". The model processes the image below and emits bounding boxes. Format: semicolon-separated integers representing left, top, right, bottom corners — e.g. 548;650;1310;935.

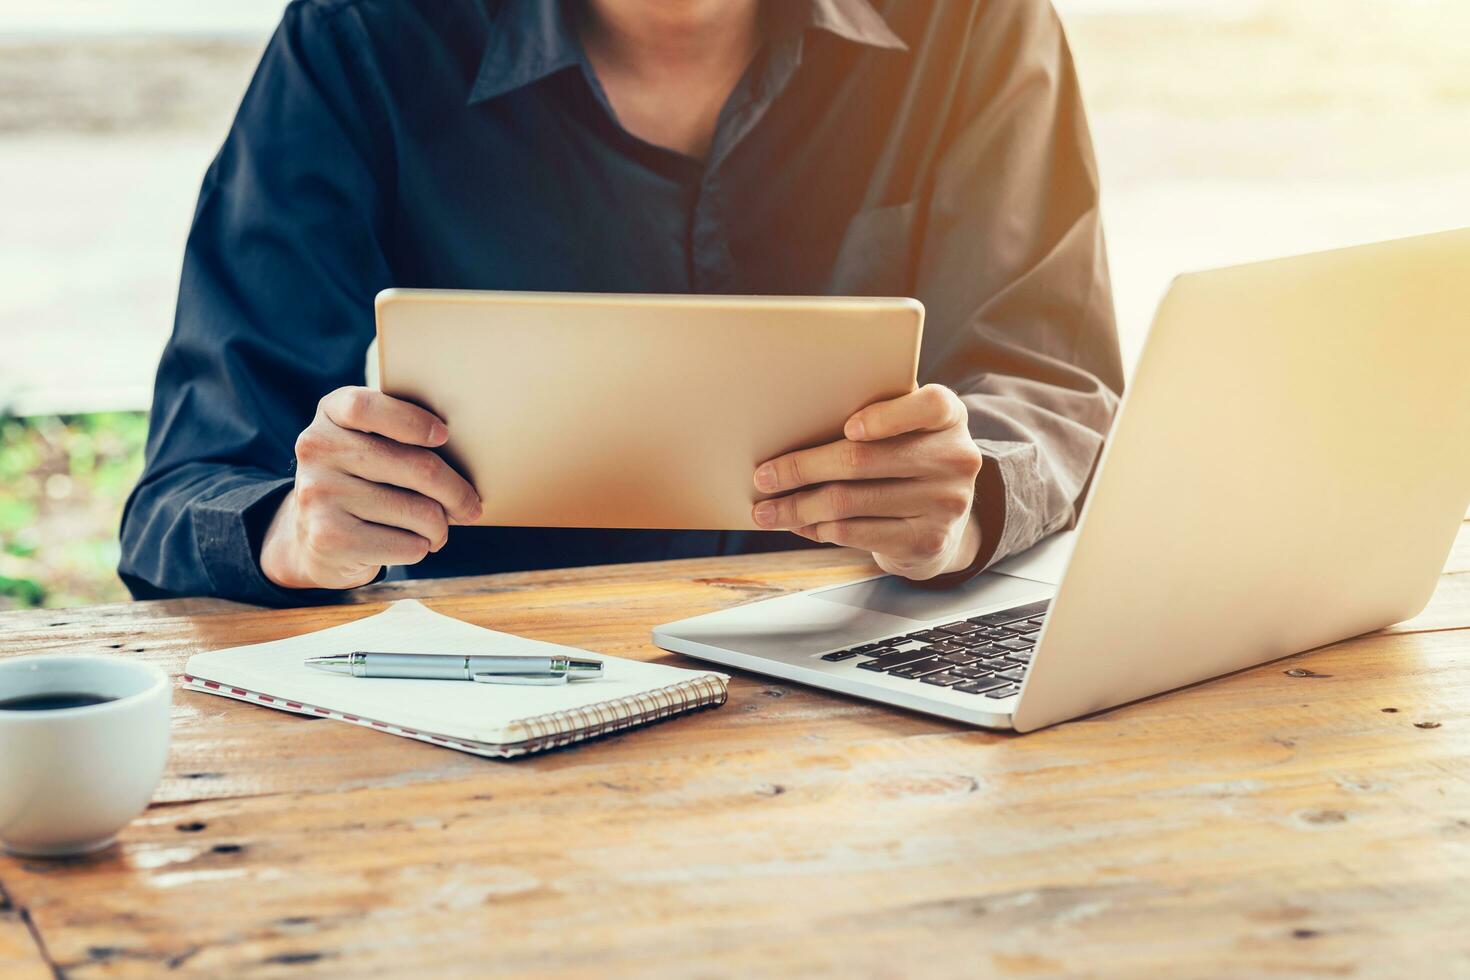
375;289;924;530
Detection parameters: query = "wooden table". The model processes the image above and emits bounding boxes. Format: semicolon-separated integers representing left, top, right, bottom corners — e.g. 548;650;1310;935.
2;518;1467;978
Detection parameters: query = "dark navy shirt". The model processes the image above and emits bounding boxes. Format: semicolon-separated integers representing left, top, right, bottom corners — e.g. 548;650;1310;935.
120;0;1124;605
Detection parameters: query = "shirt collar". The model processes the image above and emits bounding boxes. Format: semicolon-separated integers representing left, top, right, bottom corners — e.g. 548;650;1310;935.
467;0;907;106
469;0;583;105
803;0;907;51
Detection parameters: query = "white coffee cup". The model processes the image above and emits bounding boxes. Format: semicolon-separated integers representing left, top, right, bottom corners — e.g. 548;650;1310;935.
0;654;171;858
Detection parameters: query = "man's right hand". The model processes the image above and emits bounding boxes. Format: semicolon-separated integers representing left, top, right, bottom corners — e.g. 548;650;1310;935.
259;386;483;590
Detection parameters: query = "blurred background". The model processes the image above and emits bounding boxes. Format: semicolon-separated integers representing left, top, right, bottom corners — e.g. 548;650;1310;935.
2;0;1468;608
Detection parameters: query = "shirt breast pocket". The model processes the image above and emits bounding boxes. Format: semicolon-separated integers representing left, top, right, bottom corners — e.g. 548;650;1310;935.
827;199;920;297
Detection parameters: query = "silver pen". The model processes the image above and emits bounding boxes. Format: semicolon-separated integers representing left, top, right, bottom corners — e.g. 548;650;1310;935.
305;652;604;686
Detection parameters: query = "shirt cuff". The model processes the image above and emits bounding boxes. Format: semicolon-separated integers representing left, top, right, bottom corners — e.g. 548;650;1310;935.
972;438;1053;568
192;476;361;607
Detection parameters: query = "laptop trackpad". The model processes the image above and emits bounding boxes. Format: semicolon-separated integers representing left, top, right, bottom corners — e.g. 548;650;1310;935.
809;571;1052;623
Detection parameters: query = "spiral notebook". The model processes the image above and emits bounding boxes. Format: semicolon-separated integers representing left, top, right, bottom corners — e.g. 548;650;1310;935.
181;599;728;758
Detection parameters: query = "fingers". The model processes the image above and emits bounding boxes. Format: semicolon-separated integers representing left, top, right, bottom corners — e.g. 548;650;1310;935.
320;386;448;448
752;385;983;582
334;475;451;552
845;384;966;442
267;387;472;591
790;517;947;560
753;479;963;530
755;436;914;492
755;430;958;493
296;426;481;524
356;437;482;524
300;507;434;569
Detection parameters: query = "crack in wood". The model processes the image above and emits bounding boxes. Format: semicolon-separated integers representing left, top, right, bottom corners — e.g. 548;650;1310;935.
275;916;317;928
692;576;785;595
0;878;62;980
147;789;297;809
264;951;333;966
1390;621;1470;637
72;943;201;972
166;946;202;969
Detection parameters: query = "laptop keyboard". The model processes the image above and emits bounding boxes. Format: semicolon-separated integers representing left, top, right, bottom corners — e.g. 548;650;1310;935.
817;599;1050;700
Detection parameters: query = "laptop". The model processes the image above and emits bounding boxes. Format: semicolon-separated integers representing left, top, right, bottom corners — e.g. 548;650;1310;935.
653;228;1470;732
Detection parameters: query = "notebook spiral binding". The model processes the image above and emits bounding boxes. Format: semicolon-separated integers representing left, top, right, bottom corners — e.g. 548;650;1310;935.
510;675;728;754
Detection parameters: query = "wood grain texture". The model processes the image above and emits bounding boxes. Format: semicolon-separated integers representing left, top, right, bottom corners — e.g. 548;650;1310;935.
0;525;1466;978
0;880;53;980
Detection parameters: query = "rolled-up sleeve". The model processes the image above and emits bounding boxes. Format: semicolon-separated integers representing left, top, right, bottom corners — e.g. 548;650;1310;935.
916;0;1124;574
118;1;392;605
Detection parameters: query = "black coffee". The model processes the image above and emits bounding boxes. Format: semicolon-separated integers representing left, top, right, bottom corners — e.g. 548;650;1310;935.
0;692;117;711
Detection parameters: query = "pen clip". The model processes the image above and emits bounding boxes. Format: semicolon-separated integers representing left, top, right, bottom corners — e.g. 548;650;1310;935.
470;672;569;686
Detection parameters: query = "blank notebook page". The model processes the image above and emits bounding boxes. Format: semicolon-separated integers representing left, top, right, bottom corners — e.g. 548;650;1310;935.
182;599;728;754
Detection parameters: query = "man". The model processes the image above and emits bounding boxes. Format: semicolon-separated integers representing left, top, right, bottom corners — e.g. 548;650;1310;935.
120;0;1123;605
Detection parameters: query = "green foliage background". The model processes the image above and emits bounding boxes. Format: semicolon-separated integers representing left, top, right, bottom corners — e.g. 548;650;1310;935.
0;413;147;609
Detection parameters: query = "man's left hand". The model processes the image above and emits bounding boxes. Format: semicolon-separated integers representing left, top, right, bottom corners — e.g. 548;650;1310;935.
752;384;985;581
